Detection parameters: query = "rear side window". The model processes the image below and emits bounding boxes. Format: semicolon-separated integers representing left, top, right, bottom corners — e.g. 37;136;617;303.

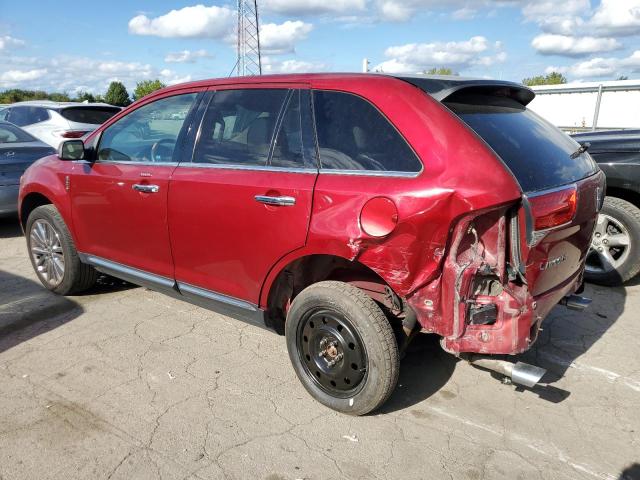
312;90;422;173
0;123;37;143
194;89;288;167
61;107;120;125
446;95;598;192
8;107;49;127
271;90;317;169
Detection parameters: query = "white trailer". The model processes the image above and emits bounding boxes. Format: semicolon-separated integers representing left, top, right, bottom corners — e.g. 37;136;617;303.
528;80;640;132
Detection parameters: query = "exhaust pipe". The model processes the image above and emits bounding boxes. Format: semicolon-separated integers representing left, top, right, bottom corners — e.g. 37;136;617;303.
463;355;547;388
560;294;592;311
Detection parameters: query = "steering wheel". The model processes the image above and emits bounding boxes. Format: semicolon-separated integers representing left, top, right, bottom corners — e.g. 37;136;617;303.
150;138;176;162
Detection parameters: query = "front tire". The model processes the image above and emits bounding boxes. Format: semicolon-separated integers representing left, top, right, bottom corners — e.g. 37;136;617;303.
285;281;399;415
585;196;640;285
26;205;98;295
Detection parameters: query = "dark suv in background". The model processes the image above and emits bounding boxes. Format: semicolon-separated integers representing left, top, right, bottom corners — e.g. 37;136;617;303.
572;129;640;285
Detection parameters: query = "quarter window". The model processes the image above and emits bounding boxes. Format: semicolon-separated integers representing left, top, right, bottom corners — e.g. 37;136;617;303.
97;93;197;163
313;90;422;173
194;89;288;166
271;90;316;169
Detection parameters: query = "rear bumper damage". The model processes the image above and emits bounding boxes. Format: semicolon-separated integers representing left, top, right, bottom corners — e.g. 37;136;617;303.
406;204;590;357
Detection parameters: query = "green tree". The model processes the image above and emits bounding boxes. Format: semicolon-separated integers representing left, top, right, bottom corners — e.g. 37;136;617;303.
522;71;567;86
617;75;629;80
75;91;96;103
133;79;166;101
48;92;71;102
104;81;131;107
424;67;458;76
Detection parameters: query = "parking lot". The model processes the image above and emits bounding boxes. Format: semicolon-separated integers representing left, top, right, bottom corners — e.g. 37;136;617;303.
0;216;638;480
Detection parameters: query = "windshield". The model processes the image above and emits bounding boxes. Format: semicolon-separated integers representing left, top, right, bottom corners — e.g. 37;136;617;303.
60;106;120;125
0;123;37;143
445;95;598;192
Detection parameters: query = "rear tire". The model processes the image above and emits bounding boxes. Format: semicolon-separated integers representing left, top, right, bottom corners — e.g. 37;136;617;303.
285;281;399;415
585;196;640;285
26;205;98;295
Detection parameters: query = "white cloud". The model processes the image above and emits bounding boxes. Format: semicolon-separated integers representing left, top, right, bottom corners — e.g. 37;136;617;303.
376;0;526;22
164;49;211;63
532;34;622;57
262;0;366;16
547;50;640;78
0;68;47;87
375;36;506;73
0;55;194;93
128;5;234;38
590;0;640;36
0;35;25;51
262;57;328;73
260;21;313;55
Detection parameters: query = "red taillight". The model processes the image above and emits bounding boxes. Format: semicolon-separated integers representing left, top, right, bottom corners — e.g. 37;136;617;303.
529;185;577;230
57;130;88;139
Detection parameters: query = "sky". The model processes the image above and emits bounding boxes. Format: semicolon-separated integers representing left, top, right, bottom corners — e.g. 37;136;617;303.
0;0;639;95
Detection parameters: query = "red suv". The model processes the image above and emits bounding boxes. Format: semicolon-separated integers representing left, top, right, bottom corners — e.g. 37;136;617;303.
19;74;603;415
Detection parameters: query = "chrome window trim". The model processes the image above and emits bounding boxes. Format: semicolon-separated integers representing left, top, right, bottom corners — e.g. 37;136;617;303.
176;162;317;174
71;159;179;167
177;282;258;312
320;169;421;178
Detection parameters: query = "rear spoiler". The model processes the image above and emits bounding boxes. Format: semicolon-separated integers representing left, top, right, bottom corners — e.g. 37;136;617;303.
398;77;536;107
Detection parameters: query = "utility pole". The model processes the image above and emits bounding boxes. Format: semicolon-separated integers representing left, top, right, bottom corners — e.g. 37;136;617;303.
234;0;262;76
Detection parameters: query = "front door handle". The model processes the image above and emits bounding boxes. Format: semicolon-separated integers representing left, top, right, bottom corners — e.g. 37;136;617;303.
132;184;160;193
254;195;296;206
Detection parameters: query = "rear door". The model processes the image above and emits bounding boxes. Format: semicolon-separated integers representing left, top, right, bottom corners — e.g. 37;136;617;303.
168;85;318;305
69;92;200;280
446;94;604;296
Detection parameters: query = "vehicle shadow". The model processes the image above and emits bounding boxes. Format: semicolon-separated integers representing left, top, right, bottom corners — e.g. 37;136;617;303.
620;463;640;480
0;268;83;354
519;281;627;389
0;215;23;239
378;333;457;414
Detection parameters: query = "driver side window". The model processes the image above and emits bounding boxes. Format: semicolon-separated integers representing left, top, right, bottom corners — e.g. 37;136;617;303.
97;93;197;163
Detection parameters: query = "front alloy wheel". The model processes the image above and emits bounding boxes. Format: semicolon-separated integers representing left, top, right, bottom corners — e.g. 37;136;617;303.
29;219;65;287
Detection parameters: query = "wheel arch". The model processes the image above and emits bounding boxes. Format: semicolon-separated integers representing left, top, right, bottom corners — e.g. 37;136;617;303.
606;186;640;209
262;252;405;334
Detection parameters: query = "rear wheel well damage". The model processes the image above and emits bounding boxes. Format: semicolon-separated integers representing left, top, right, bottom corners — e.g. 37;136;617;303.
265;254;416;341
20;193;53;229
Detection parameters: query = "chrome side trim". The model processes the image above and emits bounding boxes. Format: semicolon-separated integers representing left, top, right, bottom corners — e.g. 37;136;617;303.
177;282;258;312
79;253;175;289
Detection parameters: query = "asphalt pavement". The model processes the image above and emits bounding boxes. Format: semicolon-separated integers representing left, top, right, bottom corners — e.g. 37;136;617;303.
0;217;638;480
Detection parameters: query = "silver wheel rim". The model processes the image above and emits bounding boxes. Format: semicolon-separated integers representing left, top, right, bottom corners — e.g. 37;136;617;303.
30;219;65;287
586;213;631;275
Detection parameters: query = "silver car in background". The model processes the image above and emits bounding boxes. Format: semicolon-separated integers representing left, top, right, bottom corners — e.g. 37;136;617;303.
0;101;120;149
0;121;55;215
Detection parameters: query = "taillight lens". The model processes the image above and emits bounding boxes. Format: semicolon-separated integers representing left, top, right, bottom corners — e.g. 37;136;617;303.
56;130;88;139
528;185;577;230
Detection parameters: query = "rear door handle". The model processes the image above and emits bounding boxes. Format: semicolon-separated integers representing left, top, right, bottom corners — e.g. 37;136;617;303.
254;195;296;206
132;184;160;193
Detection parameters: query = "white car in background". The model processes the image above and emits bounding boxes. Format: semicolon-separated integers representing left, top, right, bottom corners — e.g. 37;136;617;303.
0;101;121;149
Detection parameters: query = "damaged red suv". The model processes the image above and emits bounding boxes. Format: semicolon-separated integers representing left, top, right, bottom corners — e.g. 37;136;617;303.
19;74;603;415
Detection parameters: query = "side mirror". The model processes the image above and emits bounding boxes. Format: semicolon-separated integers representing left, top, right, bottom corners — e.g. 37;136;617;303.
58;140;85;161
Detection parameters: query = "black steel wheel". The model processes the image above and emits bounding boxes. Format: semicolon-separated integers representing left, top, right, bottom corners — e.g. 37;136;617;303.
286;281;399;415
298;307;368;398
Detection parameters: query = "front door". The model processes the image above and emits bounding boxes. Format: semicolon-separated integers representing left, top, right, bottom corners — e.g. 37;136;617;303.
70;92;200;279
168;86;318;304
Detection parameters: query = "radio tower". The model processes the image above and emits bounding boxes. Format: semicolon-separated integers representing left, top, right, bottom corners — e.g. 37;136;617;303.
235;0;262;76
